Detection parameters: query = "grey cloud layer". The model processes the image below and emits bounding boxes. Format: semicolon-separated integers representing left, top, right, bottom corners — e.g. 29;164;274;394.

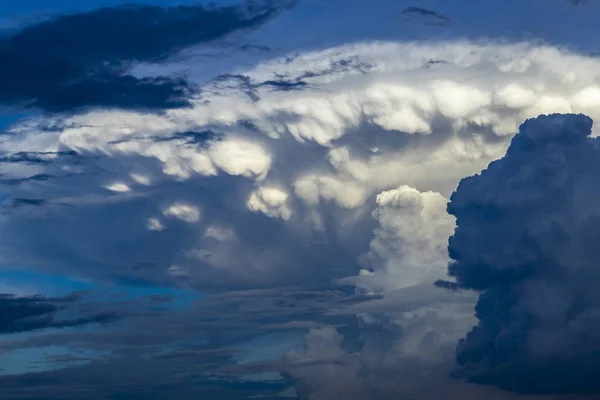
0;0;295;112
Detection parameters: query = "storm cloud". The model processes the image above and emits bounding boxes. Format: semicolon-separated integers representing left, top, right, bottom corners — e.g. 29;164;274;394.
4;0;600;396
0;0;294;112
0;294;118;334
439;114;600;394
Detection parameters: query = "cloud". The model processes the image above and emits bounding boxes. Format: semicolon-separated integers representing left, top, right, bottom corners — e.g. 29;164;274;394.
278;301;525;400
0;0;295;112
5;38;600;399
163;202;201;223
437;113;600;394
0;294;118;334
341;185;455;293
103;182;131;193
0;285;372;399
400;7;453;26
4;40;600;290
248;186;292;220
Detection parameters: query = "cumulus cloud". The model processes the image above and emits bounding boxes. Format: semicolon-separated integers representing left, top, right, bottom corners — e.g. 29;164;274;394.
438;114;600;394
342;185;455;293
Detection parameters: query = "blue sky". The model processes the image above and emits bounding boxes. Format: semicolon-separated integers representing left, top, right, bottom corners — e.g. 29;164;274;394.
2;0;600;399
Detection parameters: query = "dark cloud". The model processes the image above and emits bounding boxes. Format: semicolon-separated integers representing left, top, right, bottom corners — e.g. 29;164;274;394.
0;0;295;112
0;173;53;186
0;151;78;165
437;114;600;394
400;7;452;26
0;294;118;334
0;286;375;399
0;353;290;400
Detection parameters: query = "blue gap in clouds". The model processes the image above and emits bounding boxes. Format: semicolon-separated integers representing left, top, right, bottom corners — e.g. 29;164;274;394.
0;269;95;296
0;269;201;308
0;112;30;132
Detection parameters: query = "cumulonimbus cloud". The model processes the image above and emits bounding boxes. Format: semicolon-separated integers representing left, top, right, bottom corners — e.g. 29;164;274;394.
4;40;600;292
4;36;600;399
438;114;600;394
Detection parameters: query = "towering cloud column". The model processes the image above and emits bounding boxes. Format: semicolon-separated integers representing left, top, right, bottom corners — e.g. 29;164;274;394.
439;113;600;394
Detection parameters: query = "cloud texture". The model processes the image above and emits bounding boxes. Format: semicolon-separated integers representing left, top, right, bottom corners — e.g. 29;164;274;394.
5;40;600;297
5;3;600;395
0;0;294;112
437;113;600;394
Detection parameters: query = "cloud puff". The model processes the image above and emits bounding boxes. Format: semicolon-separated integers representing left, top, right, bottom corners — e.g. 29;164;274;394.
247;186;292;220
438;113;600;394
163;203;201;223
400;7;453;27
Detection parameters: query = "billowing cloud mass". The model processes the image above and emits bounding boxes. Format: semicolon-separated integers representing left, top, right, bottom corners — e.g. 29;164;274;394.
4;40;600;291
439;114;600;394
4;0;600;397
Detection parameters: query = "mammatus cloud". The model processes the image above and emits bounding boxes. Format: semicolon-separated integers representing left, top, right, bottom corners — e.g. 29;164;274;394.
0;0;295;112
438;114;600;394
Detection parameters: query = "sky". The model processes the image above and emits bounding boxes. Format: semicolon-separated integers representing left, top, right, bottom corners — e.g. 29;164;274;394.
3;0;600;399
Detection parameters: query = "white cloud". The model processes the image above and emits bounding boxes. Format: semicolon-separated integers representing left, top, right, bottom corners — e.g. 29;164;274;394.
147;218;165;231
3;39;600;290
162;203;201;223
341;186;455;293
167;264;191;278
294;174;369;209
247;186;292;220
130;173;151;186
208;138;272;179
